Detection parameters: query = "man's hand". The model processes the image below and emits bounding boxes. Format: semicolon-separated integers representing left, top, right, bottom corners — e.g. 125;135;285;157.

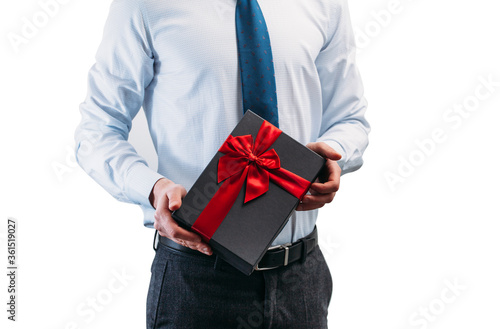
296;142;342;211
149;178;212;255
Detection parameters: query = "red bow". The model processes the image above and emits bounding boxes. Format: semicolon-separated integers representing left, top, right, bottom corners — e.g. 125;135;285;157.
192;121;311;241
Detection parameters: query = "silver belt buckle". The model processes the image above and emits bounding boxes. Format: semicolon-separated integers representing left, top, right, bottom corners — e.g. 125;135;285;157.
254;242;292;271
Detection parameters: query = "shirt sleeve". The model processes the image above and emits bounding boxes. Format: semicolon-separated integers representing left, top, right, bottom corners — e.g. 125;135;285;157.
315;0;370;175
74;0;164;208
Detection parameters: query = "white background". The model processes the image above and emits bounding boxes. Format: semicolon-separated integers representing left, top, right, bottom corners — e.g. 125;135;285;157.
1;0;499;328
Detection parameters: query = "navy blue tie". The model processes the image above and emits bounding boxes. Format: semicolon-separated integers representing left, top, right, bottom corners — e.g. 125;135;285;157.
235;0;279;127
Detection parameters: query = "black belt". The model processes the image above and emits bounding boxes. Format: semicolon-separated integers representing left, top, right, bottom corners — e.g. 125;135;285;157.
156;226;318;271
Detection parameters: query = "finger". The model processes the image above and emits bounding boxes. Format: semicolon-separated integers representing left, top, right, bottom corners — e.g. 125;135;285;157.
296;192;336;211
301;193;336;205
181;239;212;255
155;197;212;255
296;201;325;211
310;180;339;194
158;217;213;255
307;142;342;161
311;161;341;193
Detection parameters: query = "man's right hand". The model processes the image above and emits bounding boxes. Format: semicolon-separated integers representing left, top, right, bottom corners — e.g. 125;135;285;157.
149;178;212;256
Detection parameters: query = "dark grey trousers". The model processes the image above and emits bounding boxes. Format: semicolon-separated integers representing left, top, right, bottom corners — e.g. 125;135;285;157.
146;240;333;329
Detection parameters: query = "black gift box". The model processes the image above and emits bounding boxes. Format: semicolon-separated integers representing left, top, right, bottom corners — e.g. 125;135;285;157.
172;111;325;275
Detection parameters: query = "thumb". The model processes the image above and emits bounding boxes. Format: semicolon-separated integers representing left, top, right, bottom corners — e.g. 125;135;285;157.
307;142;342;161
167;188;184;211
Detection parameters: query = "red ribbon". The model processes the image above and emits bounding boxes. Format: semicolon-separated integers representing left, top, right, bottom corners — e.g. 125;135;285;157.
191;121;312;241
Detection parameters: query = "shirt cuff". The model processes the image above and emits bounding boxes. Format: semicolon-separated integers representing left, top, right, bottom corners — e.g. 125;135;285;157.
125;164;165;208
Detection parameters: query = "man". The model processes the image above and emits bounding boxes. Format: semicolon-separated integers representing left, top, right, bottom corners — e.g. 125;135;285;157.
75;0;369;328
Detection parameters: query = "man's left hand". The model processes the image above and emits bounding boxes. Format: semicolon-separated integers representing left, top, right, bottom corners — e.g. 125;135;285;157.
296;142;342;211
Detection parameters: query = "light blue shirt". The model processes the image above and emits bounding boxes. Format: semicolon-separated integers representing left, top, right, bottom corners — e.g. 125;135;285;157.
75;0;370;245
